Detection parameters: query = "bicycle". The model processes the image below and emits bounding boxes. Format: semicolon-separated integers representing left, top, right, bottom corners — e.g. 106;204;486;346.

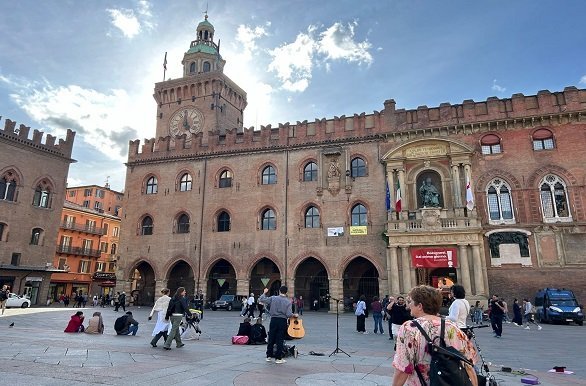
461;324;497;386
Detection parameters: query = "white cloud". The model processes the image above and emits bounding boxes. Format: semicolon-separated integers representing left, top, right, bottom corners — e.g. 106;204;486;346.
492;79;506;93
268;27;317;92
1;75;152;162
317;21;373;65
235;22;270;60
106;1;155;39
579;75;586;85
268;22;373;92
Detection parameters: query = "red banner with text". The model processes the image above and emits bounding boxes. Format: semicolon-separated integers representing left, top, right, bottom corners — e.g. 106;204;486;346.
411;247;458;268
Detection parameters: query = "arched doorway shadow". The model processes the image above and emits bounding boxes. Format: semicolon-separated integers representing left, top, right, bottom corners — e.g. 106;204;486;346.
249;257;280;297
343;257;379;310
207;259;237;302
167;260;195;297
130;262;156;306
295;257;329;311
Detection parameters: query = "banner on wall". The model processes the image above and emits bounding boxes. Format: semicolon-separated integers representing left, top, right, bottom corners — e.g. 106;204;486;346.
327;227;344;237
349;226;368;236
411;247;458;268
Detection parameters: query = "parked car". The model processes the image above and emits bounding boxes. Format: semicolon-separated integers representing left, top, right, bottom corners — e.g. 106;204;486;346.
535;288;583;326
6;293;31;308
211;294;241;311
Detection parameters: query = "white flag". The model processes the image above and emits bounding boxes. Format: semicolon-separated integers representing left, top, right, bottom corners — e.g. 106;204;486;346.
466;177;474;210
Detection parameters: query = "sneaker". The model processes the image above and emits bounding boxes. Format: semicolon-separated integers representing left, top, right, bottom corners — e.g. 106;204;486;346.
524;326;530;330
512;322;518;326
538;325;542;330
275;359;287;364
177;343;185;348
363;331;369;335
266;357;272;362
294;348;298;358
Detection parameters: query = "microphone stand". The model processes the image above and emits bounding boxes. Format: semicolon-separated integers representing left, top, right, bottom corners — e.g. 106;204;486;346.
329;297;350;357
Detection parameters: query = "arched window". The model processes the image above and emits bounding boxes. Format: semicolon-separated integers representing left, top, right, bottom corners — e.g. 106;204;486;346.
218;211;230;232
141;216;153;235
305;206;320;228
32;185;50;208
540;174;571;221
219;170;233;188
351;204;368;226
261;209;276;230
146;176;158;195
303;162;318;182
179;173;192;192
110;243;117;254
30;228;42;245
177;214;190;233
262;166;277;185
0;222;6;241
533;129;554;150
0;177;17;201
203;61;211;72
189;62;196;73
481;134;502;155
486;179;514;223
351;157;366;178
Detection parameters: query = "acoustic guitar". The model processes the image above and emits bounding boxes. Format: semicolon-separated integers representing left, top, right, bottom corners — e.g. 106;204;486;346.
288;316;305;338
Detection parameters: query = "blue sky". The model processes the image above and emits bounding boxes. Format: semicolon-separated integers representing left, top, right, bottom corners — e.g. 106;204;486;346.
1;1;585;192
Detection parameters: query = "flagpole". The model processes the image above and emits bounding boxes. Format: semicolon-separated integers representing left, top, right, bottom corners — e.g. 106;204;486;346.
163;52;167;82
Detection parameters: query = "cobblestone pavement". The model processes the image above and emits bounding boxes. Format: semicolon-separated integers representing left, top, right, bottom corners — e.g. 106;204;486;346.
0;306;584;385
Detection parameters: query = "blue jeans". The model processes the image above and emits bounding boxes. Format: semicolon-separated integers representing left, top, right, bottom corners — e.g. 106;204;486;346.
127;325;138;336
373;313;384;334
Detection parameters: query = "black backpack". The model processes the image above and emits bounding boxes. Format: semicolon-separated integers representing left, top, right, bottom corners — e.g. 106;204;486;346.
411;318;474;386
114;315;128;332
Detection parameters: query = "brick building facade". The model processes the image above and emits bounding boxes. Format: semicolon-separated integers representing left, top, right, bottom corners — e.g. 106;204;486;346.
0;119;75;305
117;17;586;309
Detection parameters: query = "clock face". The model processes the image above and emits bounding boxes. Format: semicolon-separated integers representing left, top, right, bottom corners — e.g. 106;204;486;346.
169;107;204;138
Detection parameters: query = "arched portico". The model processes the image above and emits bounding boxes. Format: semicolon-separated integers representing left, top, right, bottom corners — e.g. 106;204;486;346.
129;261;156;306
206;258;237;302
166;260;195;297
294;257;330;311
342;256;380;310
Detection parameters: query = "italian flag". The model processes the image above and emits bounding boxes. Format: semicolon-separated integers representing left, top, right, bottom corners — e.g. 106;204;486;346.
395;179;402;212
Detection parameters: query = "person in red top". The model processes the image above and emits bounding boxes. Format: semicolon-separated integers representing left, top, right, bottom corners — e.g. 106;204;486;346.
371;296;384;334
64;311;85;333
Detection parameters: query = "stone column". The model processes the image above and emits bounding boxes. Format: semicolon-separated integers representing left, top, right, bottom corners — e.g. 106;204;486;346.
452;163;462;207
400;246;411;293
237;278;250;297
471;244;485;296
388;246;400;295
328;278;343;312
458;245;472;295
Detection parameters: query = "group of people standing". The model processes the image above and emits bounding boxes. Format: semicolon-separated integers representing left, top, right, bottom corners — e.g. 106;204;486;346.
488;295;542;338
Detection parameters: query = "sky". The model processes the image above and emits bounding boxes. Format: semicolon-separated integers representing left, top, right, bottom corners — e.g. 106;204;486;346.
1;1;586;192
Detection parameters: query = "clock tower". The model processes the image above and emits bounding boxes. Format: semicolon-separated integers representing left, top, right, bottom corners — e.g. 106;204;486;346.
153;15;247;141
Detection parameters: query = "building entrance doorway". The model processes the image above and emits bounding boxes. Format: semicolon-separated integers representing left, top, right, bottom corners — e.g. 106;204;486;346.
130;261;155;306
294;257;329;310
249;257;280;297
167;260;195;297
343;257;379;310
207;259;237;302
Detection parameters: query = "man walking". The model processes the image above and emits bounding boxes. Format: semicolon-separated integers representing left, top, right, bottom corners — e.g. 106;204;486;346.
0;285;9;315
259;286;297;364
386;296;411;341
523;298;542;330
490;294;505;338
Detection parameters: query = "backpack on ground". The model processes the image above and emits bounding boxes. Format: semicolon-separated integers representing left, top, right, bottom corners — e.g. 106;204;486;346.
231;335;249;345
411;318;475;386
114;315;128;332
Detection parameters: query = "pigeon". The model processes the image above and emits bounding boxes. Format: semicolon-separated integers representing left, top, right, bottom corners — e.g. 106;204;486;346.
9;322;14;327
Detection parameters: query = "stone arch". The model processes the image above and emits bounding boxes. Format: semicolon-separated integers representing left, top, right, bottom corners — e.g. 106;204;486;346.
527;165;577;187
294;256;330;310
248;257;282;297
381;137;475;161
341;255;382;307
127;259;157;306
244;253;284;280
204;256;238;301
0;166;23;185
166;259;195;296
476;169;522;191
291;252;333;279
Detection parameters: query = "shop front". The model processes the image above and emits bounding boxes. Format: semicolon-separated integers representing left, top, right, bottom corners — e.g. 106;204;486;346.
92;272;117;296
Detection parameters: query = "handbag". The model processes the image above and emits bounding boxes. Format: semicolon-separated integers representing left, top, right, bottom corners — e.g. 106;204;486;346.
232;335;249;345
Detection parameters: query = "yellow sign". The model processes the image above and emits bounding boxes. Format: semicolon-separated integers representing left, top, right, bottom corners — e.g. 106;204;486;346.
349;226;368;235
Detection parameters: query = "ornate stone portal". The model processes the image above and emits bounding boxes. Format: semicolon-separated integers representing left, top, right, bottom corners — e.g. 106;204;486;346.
326;156;342;195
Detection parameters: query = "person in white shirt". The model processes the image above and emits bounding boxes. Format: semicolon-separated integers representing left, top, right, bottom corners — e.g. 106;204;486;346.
522;298;542;330
247;293;256;318
148;288;171;347
447;284;470;329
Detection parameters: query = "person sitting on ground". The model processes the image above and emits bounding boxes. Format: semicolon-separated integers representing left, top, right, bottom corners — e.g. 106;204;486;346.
85;311;104;334
115;311;139;336
249;317;268;345
392;285;477;386
237;317;253;340
64;311;85;333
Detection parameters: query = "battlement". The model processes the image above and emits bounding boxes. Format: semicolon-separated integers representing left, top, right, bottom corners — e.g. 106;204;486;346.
128;87;586;163
1;119;76;159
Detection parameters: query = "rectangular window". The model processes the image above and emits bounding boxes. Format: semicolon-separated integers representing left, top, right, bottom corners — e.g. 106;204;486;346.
100;242;108;252
500;192;513;219
64;215;75;227
82;200;90;208
60;236;72;248
82;239;93;253
78;260;90;273
58;258;66;270
11;253;21;266
84;188;92;197
96;261;105;272
94;201;103;211
103;223;109;235
95;189;105;198
68;190;76;197
108;262;116;272
86;219;96;232
113;227;120;237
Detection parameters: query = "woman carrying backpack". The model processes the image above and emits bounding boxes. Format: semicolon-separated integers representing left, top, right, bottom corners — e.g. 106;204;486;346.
391;285;477;386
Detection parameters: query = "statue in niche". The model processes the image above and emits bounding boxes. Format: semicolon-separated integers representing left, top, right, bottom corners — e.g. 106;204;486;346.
419;177;440;207
327;160;341;178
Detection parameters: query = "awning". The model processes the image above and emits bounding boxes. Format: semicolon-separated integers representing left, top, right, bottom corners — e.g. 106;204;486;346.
98;281;116;287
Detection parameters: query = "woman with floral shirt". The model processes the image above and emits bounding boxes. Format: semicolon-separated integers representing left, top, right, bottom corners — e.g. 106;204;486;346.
391;285;477;386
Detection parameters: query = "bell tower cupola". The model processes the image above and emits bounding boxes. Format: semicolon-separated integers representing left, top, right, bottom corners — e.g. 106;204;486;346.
182;14;226;75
